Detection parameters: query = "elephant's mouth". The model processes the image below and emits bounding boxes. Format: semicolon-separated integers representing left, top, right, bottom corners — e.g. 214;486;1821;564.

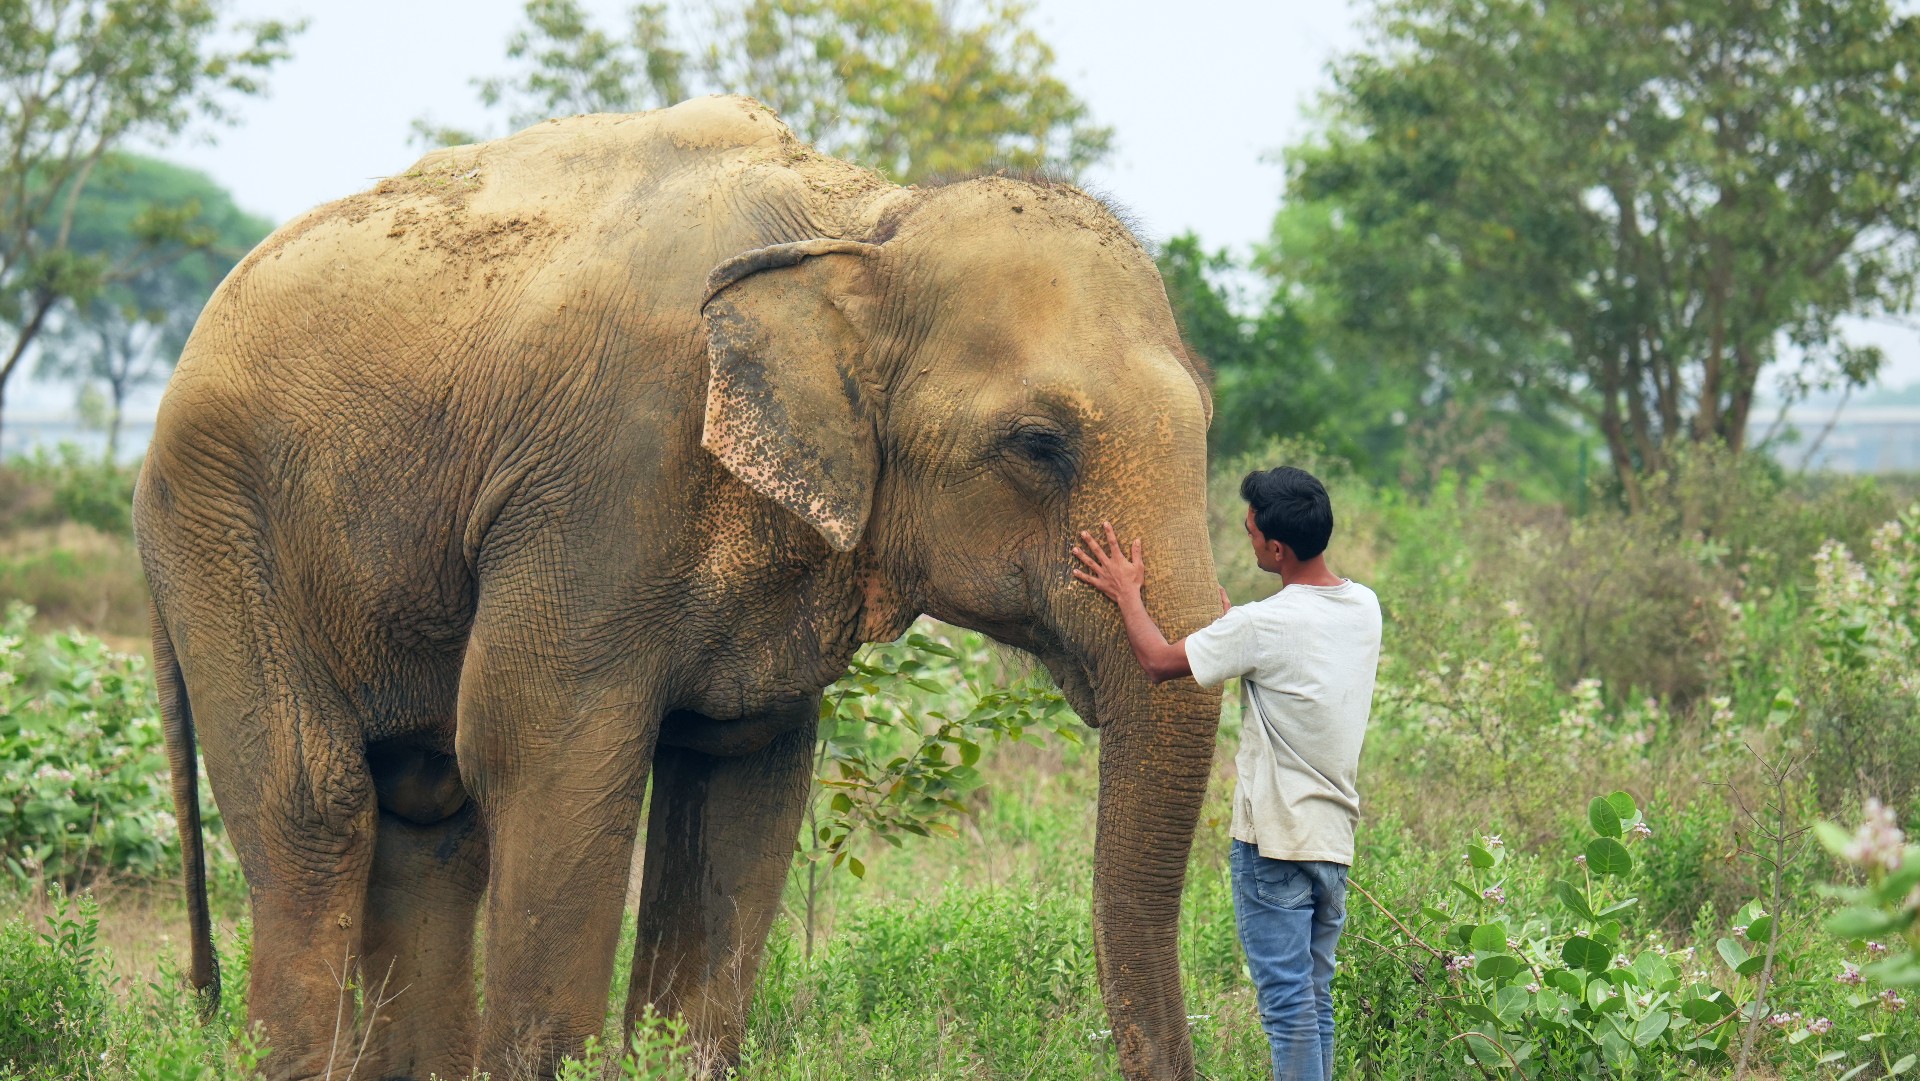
1037;652;1102;729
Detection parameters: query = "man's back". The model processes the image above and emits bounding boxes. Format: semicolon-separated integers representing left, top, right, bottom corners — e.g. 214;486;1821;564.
1187;580;1382;864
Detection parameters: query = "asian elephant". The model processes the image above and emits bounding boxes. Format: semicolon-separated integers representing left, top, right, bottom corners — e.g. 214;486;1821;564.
135;95;1221;1081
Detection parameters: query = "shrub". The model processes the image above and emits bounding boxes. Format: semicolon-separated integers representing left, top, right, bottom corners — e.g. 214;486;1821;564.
0;604;218;885
2;446;137;538
1799;508;1920;815
0;889;265;1081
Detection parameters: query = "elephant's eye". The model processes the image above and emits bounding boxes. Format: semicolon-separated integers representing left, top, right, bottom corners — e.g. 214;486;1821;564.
1002;421;1077;486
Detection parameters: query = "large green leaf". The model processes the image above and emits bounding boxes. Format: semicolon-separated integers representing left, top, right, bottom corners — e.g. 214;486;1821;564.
1494;984;1531;1025
1553;879;1595;922
1588;796;1623;838
1585;837;1632;877
1563;936;1613;972
1826;906;1909;940
1477;954;1523;981
1633;1009;1670;1047
1605;791;1637;822
1470;922;1508;952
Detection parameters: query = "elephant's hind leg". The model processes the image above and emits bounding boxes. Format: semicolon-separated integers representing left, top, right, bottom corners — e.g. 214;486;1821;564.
359;800;488;1081
188;670;378;1081
628;699;819;1071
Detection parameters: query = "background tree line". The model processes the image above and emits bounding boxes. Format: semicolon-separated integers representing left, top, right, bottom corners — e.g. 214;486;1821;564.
6;0;1919;504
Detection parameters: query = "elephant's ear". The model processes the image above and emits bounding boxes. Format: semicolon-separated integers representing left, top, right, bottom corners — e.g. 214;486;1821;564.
701;239;882;553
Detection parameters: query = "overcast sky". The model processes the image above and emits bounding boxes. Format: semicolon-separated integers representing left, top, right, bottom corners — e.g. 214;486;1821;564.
9;0;1918;414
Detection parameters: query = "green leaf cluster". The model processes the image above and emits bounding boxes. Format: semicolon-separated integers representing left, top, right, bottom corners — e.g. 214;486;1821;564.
0;602;223;884
0;0;299;443
429;0;1111;185
1413;792;1762;1075
1276;0;1920;506
804;627;1075;881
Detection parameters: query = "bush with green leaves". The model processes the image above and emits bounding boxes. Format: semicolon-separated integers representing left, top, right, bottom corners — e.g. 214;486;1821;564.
0;603;217;885
1;446;137;538
0;889;265;1081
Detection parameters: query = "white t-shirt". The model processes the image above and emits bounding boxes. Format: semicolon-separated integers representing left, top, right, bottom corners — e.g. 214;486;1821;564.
1184;580;1382;865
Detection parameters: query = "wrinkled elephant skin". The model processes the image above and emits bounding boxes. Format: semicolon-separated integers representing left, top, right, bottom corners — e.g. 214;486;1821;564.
135;96;1222;1081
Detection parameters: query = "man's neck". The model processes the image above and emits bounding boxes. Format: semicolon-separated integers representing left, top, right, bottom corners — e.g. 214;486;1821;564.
1279;555;1343;588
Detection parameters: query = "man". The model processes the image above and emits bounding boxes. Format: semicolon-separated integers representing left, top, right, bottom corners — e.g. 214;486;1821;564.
1071;465;1381;1081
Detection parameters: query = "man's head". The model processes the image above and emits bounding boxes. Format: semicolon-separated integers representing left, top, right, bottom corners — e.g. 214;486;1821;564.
1241;466;1333;574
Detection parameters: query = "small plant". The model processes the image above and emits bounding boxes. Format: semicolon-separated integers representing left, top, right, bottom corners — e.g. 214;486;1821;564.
794;628;1076;954
1362;792;1767;1076
0;603;217;885
554;1008;693;1081
0;887;108;1075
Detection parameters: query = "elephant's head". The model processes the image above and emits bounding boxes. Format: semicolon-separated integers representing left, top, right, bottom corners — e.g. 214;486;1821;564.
702;176;1221;1079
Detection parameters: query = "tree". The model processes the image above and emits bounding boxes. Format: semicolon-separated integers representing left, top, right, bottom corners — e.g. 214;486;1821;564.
1277;0;1920;507
33;154;271;458
0;0;297;450
705;0;1110;182
411;0;686;147
424;0;1112;184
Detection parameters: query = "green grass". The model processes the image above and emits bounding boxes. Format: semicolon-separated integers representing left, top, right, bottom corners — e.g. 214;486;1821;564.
3;446;1918;1078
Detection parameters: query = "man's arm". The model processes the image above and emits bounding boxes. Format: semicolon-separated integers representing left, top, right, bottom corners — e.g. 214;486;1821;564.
1071;522;1230;685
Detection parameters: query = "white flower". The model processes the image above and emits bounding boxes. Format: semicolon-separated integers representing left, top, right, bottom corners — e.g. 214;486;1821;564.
1844;799;1907;873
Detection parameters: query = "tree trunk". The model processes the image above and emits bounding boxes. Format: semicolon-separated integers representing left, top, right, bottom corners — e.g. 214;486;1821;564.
0;294;59;455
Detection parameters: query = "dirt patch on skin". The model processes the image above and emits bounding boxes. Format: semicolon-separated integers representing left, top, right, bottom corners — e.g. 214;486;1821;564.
384;205;561;286
231;152;496;277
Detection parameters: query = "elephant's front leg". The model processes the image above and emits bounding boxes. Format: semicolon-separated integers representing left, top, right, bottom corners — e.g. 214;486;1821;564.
628;697;818;1071
458;619;661;1078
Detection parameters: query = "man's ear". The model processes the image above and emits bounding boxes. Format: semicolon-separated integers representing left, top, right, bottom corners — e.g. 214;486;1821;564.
701;239;881;552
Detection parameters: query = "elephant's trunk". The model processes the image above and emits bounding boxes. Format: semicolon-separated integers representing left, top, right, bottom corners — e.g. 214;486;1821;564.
1062;534;1223;1080
1091;676;1219;1079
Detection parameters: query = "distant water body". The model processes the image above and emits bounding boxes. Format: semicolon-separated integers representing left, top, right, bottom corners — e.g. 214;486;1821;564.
2;416;156;465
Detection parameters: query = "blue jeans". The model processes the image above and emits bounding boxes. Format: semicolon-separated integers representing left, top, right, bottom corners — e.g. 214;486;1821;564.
1230;840;1348;1081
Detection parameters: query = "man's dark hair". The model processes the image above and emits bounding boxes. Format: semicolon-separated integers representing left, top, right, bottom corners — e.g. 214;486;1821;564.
1240;466;1333;560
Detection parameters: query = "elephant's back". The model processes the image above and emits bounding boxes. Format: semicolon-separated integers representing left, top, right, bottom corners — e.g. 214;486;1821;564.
177;95;892;407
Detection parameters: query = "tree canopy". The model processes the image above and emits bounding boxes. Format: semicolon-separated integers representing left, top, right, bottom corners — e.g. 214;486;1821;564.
33;154;271;456
422;0;1111;184
0;0;297;445
1275;0;1920;505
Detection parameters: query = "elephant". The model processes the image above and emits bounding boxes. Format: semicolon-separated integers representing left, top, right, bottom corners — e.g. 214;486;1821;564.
135;95;1222;1081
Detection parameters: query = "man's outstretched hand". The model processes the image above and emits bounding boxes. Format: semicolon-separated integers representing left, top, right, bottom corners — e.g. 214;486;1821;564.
1071;522;1233;615
1072;522;1145;607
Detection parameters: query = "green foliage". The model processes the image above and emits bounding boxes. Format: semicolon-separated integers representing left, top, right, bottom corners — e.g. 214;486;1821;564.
708;0;1111;182
556;1010;696;1081
1279;0;1920;503
414;0;687;146
809;630;1076;878
0;888;107;1075
4;445;138;536
31;154;271;456
1801;507;1920;812
0;603;218;885
0;890;265;1081
0;0;298;442
428;0;1112;184
1156;234;1411;471
1818;801;1920;988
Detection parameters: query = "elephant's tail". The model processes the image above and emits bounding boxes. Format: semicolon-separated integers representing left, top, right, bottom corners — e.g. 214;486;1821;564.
150;601;221;1019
